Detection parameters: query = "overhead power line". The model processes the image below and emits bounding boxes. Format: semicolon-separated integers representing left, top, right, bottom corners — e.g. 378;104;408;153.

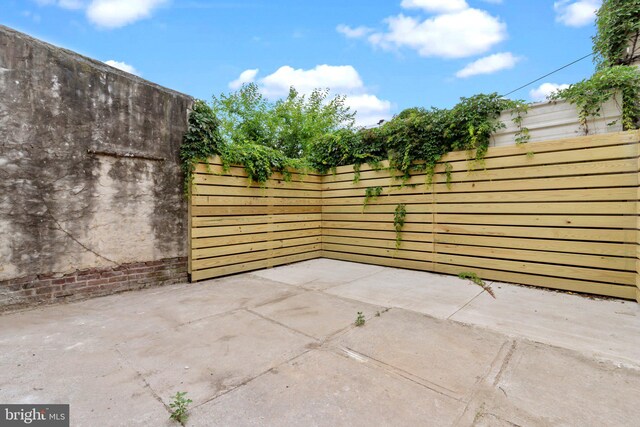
501;52;594;98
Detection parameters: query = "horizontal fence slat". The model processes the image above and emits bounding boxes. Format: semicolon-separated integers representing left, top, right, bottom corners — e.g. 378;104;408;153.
194;185;321;198
193;236;322;260
192;205;322;216
322;243;432;263
192;228;322;249
322;251;434;272
434;223;635;243
191;251;321;281
322;159;637;188
433;264;636;300
434;234;635;258
322;173;639;198
192;221;323;238
194;173;322;190
435;243;634;271
321;228;433;243
435;214;636;229
192;196;323;206
192;244;322;271
433;253;635;286
192;214;321;228
323;235;433;252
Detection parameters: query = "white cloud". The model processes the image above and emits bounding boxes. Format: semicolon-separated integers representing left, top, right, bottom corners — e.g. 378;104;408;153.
37;0;166;28
400;0;468;13
35;0;84;9
87;0;167;28
554;0;601;27
229;69;259;89
343;94;393;127
529;82;570;102
104;60;140;76
228;65;392;127
336;24;373;39
367;9;507;58
259;65;364;99
455;52;520;78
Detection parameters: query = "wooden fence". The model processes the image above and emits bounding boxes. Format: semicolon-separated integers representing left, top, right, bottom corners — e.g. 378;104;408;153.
190;132;640;301
189;159;323;281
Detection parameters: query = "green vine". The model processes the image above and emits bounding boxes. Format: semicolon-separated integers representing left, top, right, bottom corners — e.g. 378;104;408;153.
364;186;383;207
550;2;640;132
511;103;531;145
550;65;640;132
394;204;407;250
179;100;223;196
444;162;453;189
593;0;640;69
181;90;528;192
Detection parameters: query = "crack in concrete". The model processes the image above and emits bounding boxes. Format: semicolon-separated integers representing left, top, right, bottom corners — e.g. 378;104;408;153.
446;287;486;320
451;339;518;426
192;348;314;410
333;345;462;401
113;346;171;416
493;340;518;387
244;308;319;341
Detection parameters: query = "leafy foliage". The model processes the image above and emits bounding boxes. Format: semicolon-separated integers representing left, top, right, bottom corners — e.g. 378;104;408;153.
394;204;407;250
220;141;309;184
593;0;640;69
355;311;366;327
179;100;223;195
169;391;192;424
552;1;640;132
357;94;528;182
364;186;383;207
550;65;640;131
212;83;355;158
181;88;528;193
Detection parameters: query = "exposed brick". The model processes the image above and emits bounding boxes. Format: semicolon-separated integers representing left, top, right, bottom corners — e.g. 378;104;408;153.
76;273;100;281
0;257;187;312
100;270;124;278
87;278;109;286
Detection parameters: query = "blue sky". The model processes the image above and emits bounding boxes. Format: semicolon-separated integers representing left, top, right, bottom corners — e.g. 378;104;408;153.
1;0;602;125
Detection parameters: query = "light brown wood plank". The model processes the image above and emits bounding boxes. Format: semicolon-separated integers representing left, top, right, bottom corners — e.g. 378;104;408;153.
192;243;322;270
322;250;434;272
435;243;634;271
192;214;321;228
192;228;322;249
434;234;635;257
193;236;322;260
191;251;321;281
434;264;636;299
433;253;635;286
435;214;636;229
192;221;322;238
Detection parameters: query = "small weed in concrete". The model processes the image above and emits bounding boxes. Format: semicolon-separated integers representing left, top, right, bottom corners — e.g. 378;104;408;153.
169;391;192;424
355;311;366;326
458;272;496;299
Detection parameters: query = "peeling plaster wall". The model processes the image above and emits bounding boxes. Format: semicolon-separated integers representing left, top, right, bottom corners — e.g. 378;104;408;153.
0;25;193;282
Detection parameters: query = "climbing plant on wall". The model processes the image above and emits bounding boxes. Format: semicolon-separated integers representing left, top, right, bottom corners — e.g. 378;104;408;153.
592;0;640;69
181;87;528;194
552;0;640;132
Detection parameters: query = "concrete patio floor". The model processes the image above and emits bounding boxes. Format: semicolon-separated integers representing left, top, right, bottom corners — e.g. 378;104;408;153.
1;258;639;426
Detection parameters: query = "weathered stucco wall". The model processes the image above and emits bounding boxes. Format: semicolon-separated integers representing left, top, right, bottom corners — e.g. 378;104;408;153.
0;25;193;308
